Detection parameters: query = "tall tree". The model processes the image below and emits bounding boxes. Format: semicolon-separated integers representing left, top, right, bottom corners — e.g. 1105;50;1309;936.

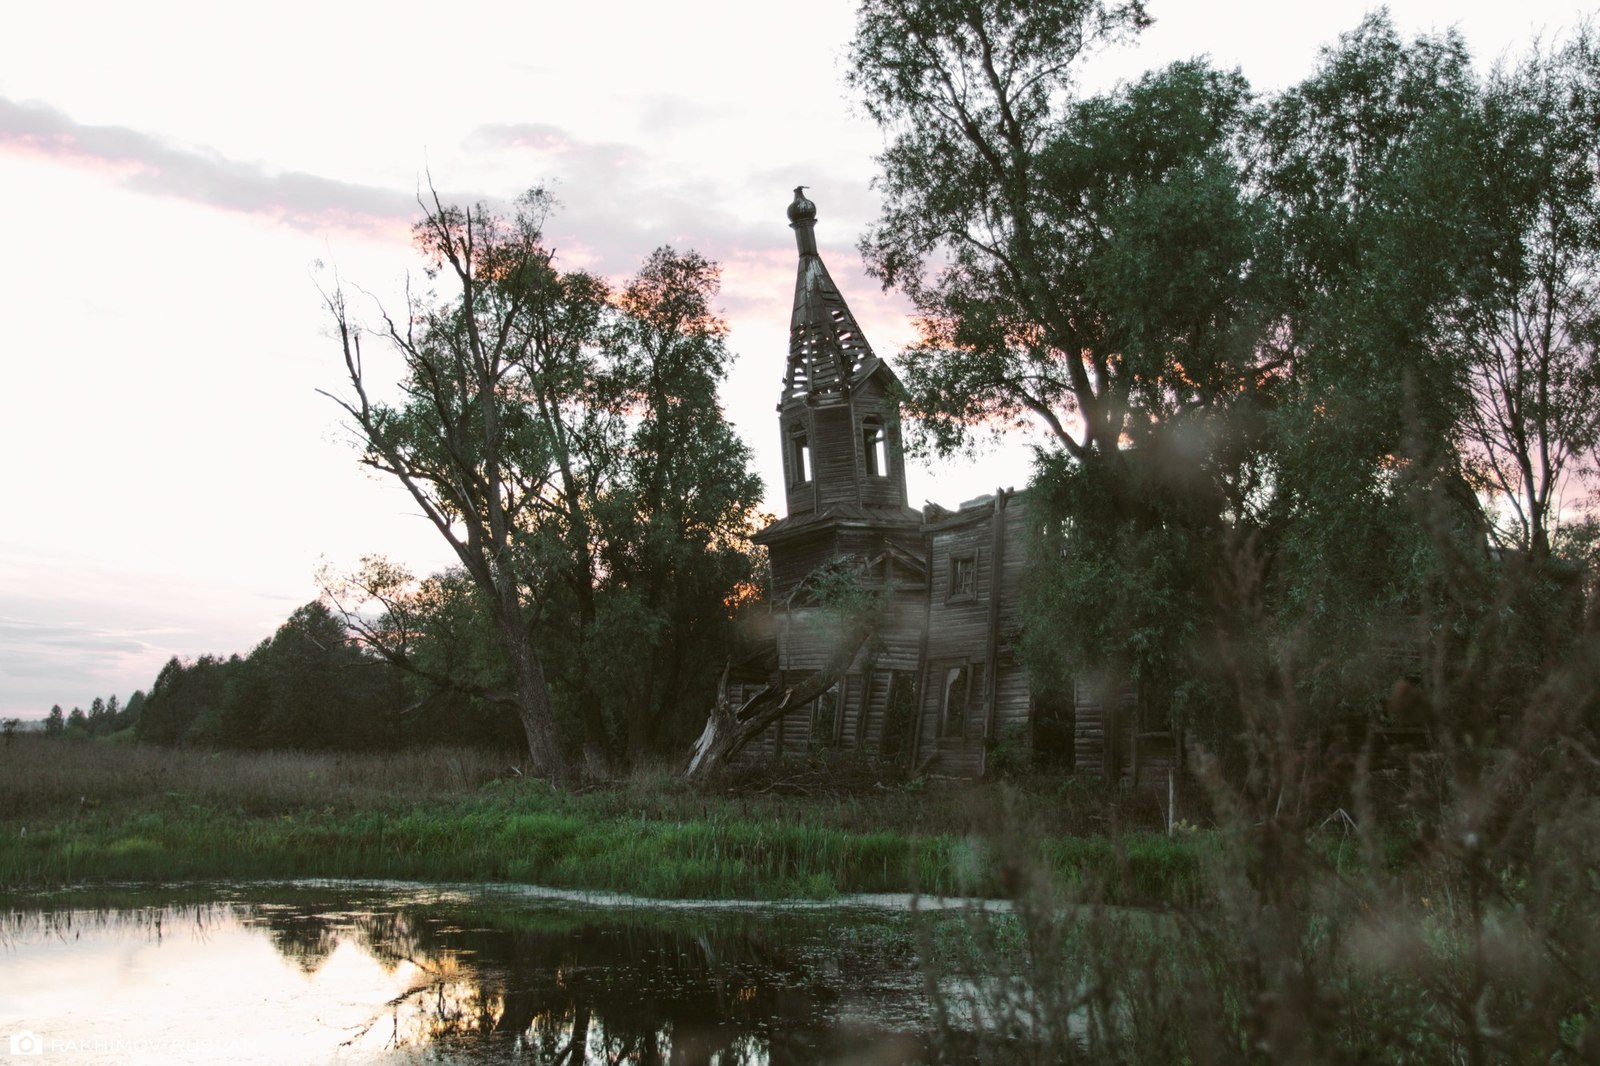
118;690;145;732
850;4;1520;740
135;655;236;746
848;0;1266;470
1453;32;1600;561
590;249;765;763
847;0;1278;534
849;0;1284;731
324;194;764;774
1251;15;1490;708
322;187;602;778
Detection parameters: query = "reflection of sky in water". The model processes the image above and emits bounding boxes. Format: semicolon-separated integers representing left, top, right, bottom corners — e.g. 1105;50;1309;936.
0;890;935;1064
2;907;413;1063
0;908;489;1063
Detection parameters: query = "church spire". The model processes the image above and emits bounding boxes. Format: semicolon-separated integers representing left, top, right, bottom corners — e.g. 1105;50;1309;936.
783;186;879;404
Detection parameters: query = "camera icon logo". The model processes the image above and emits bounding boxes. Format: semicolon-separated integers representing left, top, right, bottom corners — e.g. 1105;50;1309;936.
9;1030;45;1055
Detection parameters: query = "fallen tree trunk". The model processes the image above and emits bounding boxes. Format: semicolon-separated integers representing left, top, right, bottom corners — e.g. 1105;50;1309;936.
684;619;872;782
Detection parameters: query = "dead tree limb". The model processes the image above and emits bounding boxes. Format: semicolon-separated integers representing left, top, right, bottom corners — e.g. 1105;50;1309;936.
684;616;874;782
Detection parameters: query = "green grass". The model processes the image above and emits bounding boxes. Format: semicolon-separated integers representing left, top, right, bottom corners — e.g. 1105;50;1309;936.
0;736;1202;903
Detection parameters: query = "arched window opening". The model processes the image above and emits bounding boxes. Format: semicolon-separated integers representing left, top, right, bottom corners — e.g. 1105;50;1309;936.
862;419;889;477
790;431;812;485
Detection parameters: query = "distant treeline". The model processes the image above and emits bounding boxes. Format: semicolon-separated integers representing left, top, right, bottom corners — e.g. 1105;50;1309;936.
115;601;520;751
40;579;751;757
38;694;144;739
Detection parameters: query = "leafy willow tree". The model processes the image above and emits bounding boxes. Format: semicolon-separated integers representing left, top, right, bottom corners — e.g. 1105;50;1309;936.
323;188;602;778
852;0;1162;471
848;0;1286;734
330;559;509;711
587;249;764;763
1453;31;1600;561
324;193;763;775
848;3;1594;743
1246;15;1495;715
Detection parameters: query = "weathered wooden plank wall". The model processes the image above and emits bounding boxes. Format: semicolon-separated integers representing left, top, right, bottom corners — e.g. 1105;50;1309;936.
739;594;926;761
910;491;1036;775
811;405;858;510
1073;677;1144;782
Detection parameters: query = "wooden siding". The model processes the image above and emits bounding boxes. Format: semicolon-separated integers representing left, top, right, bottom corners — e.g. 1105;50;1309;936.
811;404;859;511
753;596;926;762
766;524;922;603
777;374;909;521
913;491;1034;775
993;659;1032;740
1073;678;1109;778
1073;676;1153;782
773;599;922;674
857;669;893;753
751;478;1087;780
726;682;778;766
834;527;922;571
768;529;836;600
1127;729;1181;790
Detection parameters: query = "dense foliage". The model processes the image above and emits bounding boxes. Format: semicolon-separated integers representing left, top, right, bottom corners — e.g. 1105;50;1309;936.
322;194;765;775
127;601;499;750
849;1;1600;744
850;3;1600;1061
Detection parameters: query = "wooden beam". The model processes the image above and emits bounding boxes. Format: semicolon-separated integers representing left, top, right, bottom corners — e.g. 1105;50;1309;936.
982;491;1009;770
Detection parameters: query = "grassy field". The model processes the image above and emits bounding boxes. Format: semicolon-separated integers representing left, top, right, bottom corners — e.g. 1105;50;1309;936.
0;735;1202;902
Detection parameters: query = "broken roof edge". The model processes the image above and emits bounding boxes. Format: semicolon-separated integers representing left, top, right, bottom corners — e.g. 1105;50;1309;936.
921;486;1027;533
752;505;924;546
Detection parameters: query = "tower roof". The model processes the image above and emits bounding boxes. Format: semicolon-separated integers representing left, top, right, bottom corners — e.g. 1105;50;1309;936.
783;187;889;404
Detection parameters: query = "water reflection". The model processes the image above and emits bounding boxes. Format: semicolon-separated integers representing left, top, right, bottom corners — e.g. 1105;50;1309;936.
0;885;937;1064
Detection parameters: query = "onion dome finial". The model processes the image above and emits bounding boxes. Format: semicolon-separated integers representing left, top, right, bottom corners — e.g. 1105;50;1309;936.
787;186;816;225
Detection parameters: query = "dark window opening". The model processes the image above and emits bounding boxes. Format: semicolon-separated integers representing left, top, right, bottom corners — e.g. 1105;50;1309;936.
936;662;985;738
863;419;889;477
880;670;916;762
949;553;977;601
811;682;841;746
791;432;812;485
1030;686;1075;770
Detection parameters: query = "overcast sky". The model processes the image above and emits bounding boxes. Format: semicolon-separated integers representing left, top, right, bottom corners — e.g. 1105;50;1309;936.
0;1;1590;718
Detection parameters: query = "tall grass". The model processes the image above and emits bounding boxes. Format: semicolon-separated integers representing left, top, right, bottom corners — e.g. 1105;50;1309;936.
0;742;507;820
918;543;1600;1064
0;738;1199;903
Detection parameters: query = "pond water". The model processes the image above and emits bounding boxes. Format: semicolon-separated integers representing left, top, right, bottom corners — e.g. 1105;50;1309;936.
0;881;957;1065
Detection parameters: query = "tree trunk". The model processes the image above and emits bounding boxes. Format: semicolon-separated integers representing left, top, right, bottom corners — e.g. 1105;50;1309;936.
561;1002;590;1065
577;689;613;779
571;576;615;779
493;587;564;780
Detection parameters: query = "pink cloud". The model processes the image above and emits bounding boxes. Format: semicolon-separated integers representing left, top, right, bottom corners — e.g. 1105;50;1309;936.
0;96;416;241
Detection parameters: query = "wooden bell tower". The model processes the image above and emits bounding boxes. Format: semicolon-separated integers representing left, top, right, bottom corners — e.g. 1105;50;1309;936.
754;188;922;598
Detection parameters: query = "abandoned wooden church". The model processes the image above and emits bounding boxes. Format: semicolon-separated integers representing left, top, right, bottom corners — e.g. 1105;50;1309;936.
728;188;1177;782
